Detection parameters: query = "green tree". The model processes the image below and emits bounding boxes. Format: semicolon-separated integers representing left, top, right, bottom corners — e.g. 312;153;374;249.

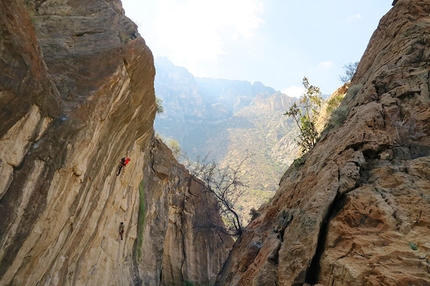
156;97;164;114
284;77;323;153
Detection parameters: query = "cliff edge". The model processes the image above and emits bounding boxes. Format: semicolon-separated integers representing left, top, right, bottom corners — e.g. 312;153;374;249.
216;1;430;285
0;0;231;285
0;0;155;284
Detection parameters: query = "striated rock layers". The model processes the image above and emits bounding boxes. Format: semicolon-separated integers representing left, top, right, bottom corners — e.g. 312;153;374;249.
216;1;430;285
0;0;230;285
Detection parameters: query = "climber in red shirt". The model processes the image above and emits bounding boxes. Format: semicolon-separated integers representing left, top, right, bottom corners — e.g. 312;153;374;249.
116;157;130;176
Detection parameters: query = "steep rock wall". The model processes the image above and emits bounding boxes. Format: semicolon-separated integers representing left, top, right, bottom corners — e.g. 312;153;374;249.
0;0;155;285
140;139;233;285
0;0;230;285
216;1;430;285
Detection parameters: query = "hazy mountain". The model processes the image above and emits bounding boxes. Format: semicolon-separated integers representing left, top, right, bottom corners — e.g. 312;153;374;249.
154;57;300;196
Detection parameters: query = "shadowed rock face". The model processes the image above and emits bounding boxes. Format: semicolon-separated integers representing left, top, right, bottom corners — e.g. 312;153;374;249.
140;139;233;285
0;0;231;285
216;1;430;285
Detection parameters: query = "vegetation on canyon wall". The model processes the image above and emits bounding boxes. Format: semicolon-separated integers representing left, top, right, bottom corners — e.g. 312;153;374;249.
284;77;324;154
188;156;248;237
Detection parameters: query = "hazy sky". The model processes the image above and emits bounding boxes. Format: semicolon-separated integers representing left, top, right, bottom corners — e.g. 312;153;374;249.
122;0;392;96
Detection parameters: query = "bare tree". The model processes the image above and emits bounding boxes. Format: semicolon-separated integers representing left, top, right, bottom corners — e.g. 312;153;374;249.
339;62;359;84
189;156;247;237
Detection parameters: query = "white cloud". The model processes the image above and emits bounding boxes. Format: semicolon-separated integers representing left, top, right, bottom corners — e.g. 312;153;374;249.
317;61;333;70
152;0;264;75
282;86;305;98
347;14;361;22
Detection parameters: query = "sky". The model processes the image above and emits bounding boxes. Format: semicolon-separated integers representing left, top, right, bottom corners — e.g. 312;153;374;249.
121;0;392;97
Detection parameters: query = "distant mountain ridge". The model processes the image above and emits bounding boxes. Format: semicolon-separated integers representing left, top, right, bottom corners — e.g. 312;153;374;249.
154;57;300;196
154;57;279;121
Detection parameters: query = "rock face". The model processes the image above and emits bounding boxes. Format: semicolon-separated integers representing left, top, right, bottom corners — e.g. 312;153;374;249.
216;1;430;285
0;0;153;285
140;139;233;285
0;0;230;285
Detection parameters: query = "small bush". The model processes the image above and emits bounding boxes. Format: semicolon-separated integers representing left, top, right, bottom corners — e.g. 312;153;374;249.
165;138;181;159
321;83;364;136
348;84;362;97
391;114;425;147
249;208;260;221
409;242;418;250
156;97;164;114
343;84;362;106
292;156;305;168
329;105;349;128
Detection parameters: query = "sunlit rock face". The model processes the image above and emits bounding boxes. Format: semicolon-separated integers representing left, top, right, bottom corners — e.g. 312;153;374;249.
0;0;155;285
0;1;231;285
216;1;430;285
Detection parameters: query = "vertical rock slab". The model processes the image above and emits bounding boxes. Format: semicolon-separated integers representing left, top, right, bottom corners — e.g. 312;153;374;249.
140;138;233;285
216;1;430;285
0;1;232;285
0;0;156;285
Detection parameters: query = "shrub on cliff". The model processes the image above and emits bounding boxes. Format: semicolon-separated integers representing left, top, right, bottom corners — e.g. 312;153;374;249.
156;134;183;159
165;138;181;159
321;84;362;136
156;97;164;114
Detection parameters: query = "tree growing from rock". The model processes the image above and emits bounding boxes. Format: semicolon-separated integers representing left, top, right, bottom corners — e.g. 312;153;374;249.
156;97;164;114
339;62;359;83
189;156;247;237
165;138;181;159
284;77;324;153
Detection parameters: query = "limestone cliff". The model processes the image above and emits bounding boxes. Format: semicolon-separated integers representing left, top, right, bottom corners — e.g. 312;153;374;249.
140;138;233;285
0;0;231;285
216;1;430;285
